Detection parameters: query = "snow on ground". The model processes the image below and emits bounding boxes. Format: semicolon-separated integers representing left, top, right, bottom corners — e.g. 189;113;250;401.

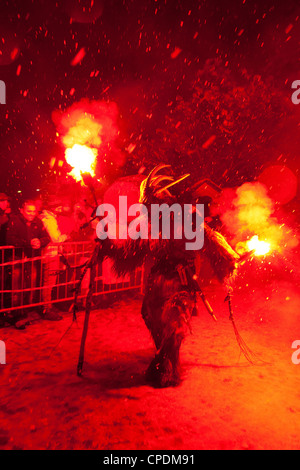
0;272;300;450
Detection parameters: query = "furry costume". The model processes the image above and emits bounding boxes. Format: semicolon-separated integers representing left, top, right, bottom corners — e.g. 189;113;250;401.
76;165;240;387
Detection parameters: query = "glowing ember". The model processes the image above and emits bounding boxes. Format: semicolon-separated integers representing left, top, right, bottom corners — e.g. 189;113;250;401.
65;144;97;183
246;236;271;256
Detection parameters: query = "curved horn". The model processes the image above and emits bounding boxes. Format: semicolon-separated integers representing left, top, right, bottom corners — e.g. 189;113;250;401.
155;173;190;195
144;164;171;191
139;164;176;203
150;175;174;188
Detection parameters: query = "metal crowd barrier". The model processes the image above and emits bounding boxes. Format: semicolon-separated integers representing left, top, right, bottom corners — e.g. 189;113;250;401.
0;241;144;315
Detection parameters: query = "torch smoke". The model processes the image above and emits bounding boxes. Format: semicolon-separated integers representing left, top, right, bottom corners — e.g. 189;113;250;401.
52;99;123;184
62;116;103;149
211;182;298;255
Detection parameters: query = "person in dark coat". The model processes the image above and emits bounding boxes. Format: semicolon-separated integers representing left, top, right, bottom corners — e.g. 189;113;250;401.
0;193;11;327
0;193;10;246
6;200;53;328
6;199;51;256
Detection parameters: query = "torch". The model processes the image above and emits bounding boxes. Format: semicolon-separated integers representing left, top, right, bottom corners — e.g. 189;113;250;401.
64;141;100;226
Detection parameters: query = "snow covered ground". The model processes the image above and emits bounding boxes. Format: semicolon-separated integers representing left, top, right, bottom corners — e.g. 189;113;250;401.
0;268;300;450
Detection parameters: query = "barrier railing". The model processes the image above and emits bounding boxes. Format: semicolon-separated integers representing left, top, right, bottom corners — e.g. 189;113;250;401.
0;241;144;315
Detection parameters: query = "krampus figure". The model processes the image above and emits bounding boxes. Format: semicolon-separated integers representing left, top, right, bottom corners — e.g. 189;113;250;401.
76;165;240;387
137;165;239;387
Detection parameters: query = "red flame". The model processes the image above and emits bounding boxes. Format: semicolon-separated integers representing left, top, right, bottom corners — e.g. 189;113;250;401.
52;99;122;185
246;236;271;257
211;182;299;258
65;144;97;182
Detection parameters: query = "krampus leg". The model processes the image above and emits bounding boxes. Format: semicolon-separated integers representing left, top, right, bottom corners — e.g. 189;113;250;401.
147;330;184;388
144;293;192;388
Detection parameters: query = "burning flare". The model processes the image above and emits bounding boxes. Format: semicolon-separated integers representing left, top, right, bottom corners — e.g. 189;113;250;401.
65;144;97;182
62;115;101;184
53;99;122;185
211;181;299;258
246;235;271;257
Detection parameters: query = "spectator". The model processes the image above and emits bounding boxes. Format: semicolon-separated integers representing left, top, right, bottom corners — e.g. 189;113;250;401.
55;199;76;239
37;197;69;320
55;198;94;241
0;193;11;327
6;199;50;257
6;200;53;328
73;201;95;241
0;193;11;246
52;199;92;302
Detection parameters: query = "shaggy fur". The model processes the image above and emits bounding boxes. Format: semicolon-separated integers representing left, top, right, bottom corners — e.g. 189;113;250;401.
103;225;238;387
91;166;240;387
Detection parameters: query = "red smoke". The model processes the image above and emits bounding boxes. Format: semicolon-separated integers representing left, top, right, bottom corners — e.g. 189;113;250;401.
211;181;298;257
52;99;125;183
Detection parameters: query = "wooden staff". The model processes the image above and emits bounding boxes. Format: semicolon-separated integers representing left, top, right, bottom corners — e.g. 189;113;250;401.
77;244;100;376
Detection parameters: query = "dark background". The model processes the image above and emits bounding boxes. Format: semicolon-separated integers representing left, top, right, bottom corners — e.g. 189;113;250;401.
0;0;299;205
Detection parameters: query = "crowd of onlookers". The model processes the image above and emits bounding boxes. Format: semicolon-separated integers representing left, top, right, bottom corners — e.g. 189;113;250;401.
0;192;95;329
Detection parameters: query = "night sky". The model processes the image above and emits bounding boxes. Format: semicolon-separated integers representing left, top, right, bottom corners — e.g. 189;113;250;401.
0;0;299;204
